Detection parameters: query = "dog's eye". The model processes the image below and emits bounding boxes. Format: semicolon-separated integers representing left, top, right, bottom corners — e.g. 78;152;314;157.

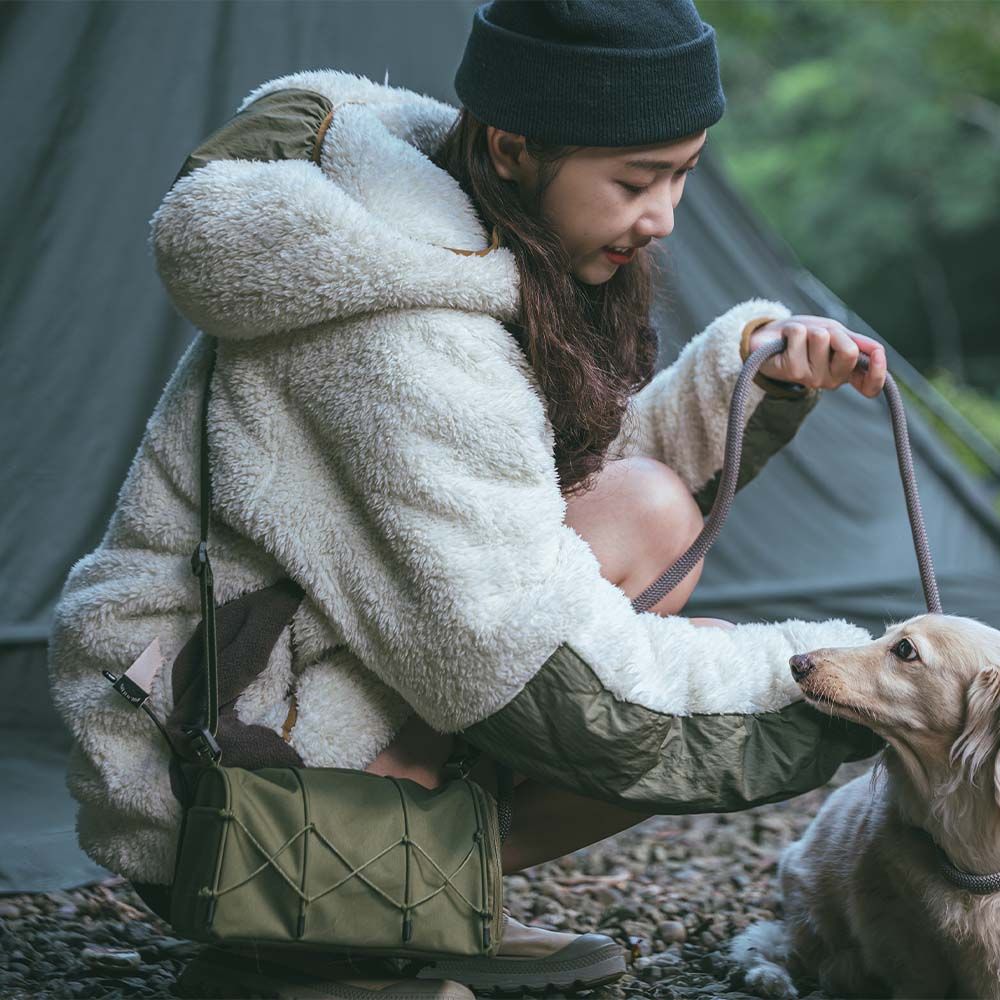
892;638;919;662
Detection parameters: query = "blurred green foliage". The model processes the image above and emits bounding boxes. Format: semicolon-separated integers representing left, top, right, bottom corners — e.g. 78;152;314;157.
698;0;1000;389
912;371;1000;512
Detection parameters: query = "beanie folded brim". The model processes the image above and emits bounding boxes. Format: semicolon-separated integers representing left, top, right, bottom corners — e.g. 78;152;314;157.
454;4;725;147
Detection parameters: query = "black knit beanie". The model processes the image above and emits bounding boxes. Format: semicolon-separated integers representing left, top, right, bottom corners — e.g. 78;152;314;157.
453;0;725;147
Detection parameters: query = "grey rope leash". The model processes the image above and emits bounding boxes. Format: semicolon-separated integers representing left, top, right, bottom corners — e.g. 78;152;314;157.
630;338;943;616
628;338;1000;896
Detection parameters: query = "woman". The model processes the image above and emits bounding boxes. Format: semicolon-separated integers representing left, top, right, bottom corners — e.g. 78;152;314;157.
48;1;888;996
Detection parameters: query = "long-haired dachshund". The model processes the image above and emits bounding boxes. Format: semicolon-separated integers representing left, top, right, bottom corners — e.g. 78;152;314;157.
728;613;1000;1000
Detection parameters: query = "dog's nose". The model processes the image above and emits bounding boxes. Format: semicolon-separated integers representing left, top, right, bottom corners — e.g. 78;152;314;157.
790;653;816;681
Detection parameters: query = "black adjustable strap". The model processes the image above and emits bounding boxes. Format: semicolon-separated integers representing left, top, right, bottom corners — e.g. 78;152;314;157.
183;336;222;765
189;337;515;839
102;338;223;790
444;736;515;843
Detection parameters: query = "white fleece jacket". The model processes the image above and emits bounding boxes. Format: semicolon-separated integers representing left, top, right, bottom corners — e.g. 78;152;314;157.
46;69;870;885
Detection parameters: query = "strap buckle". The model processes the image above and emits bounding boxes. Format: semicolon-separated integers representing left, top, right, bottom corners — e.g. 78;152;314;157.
443;736;483;780
181;724;222;764
190;541;211;578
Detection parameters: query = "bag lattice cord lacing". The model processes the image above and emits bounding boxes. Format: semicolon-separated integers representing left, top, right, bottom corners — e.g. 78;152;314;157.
195;802;493;939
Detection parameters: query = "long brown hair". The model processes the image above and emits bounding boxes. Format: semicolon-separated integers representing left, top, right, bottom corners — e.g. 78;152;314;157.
430;108;660;498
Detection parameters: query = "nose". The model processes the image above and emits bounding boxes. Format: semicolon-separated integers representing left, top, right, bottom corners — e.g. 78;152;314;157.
789;653;816;682
639;197;676;240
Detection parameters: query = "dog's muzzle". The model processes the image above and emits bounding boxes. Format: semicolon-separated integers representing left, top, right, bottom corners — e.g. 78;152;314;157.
790;653;816;681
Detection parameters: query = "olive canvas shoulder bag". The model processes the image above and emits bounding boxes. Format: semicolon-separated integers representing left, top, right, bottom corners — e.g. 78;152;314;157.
105;335;512;960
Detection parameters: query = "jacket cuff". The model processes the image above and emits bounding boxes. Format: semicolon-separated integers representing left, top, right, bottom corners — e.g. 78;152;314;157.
739;316;814;401
461;641;886;814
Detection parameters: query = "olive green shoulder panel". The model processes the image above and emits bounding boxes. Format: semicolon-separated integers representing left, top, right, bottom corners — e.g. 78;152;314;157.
462;641;884;815
693;388;821;516
170;88;334;189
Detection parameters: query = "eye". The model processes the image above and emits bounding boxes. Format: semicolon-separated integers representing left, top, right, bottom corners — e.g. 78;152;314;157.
892;638;920;662
618;167;696;195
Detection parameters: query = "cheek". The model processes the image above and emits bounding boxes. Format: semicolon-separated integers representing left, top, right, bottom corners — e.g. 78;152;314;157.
873;666;911;701
924;678;965;730
823;651;886;702
872;664;934;722
547;185;622;245
586;190;627;228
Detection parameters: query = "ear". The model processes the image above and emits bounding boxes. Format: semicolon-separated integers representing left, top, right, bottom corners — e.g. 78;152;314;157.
484;126;528;183
950;666;1000;806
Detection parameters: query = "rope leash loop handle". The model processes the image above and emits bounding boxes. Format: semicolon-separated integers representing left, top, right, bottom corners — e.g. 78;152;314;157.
630;337;942;617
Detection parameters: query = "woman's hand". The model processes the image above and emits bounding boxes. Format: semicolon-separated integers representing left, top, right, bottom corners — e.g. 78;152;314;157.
749;316;887;398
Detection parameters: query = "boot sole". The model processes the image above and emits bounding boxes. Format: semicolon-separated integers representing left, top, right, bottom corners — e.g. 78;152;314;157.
173;951;475;1000
414;941;627;996
174;972;475;1000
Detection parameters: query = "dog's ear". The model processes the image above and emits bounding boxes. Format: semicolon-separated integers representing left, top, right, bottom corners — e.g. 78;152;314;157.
950;666;1000;806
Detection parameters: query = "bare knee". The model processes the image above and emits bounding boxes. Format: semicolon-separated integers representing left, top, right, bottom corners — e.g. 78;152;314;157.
565;456;705;615
622;458;705;613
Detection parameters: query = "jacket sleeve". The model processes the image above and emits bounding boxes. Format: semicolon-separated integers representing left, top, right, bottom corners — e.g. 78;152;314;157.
283;307;884;817
608;300;822;517
148;87;357;340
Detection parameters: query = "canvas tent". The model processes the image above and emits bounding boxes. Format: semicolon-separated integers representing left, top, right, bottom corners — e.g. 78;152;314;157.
3;0;999;894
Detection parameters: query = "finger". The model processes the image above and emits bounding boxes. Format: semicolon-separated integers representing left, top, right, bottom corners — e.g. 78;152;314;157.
843;331;884;356
848;330;888;397
790;316;881;350
829;330;860;384
849;344;886;398
806;325;832;387
787;315;839;327
780;322;810;382
865;345;887;397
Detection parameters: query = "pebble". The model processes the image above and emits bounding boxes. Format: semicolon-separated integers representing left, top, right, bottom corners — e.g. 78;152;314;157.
0;759;874;999
81;945;143;970
657;919;687;943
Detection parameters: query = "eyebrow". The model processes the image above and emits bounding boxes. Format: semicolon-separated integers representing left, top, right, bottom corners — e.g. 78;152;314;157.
622;136;708;172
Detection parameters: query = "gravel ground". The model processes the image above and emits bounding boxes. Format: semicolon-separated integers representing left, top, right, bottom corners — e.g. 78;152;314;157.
0;758;876;1000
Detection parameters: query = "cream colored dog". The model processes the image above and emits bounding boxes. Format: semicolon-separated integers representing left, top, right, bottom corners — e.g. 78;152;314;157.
728;613;1000;1000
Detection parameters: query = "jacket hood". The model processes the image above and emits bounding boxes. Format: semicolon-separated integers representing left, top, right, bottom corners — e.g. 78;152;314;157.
150;69;521;340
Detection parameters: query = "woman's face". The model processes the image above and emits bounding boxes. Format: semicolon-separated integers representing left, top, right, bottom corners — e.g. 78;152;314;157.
486;126;707;285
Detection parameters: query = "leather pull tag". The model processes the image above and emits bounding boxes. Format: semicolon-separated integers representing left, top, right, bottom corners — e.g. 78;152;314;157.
122;636;166;700
103;636;166;708
281;691;299;743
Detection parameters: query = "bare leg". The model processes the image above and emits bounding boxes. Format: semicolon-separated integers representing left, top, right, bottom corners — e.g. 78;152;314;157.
364;455;733;873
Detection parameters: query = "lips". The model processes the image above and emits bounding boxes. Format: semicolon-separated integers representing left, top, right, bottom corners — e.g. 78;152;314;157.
804;688;856;713
603;246;635;263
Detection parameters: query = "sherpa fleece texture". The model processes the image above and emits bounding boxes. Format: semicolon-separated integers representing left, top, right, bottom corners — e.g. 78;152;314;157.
46;69;870;885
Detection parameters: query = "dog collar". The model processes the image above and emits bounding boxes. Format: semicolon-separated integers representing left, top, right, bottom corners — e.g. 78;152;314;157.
930;838;1000;895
